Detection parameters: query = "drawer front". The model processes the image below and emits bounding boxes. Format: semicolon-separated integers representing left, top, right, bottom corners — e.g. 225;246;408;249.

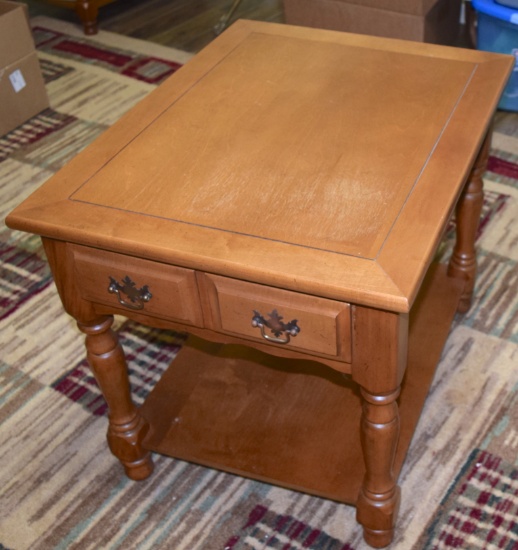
201;274;351;362
72;245;203;326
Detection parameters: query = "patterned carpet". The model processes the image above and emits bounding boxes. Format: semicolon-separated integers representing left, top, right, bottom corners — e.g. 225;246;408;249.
1;17;517;550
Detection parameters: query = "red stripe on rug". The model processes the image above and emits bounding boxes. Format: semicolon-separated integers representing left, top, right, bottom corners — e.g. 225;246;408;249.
419;448;518;549
225;504;357;549
54;39;133;67
487;155;518;178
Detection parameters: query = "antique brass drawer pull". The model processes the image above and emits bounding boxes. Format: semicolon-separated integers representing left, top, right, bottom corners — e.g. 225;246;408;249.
108;276;152;310
251;309;300;344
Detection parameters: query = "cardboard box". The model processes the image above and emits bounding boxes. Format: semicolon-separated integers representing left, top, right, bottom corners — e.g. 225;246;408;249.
283;0;463;44
0;1;49;136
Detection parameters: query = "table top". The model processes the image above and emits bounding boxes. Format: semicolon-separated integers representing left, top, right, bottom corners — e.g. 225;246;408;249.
6;20;513;312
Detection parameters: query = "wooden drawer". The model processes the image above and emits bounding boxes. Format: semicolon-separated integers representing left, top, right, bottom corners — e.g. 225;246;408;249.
72;245;203;326
200;273;351;362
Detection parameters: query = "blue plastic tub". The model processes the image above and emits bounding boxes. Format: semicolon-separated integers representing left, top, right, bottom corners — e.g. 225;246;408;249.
472;0;518;111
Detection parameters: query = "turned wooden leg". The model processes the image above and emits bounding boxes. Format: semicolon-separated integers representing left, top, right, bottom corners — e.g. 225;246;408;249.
75;0;99;35
78;316;154;480
356;387;401;548
352;307;407;547
447;130;491;312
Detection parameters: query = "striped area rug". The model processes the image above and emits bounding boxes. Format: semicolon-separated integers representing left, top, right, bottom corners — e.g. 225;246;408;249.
1;18;517;550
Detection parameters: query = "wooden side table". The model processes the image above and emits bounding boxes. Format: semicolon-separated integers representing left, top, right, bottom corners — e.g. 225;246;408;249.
6;21;513;547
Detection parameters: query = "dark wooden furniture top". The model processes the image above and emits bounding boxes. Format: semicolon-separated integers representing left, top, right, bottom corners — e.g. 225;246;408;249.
42;0;114;34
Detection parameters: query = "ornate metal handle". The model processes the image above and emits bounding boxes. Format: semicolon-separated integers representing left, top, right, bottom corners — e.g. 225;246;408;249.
108;276;152;310
251;309;300;344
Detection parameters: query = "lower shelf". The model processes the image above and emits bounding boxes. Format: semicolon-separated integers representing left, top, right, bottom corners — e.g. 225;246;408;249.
140;264;463;505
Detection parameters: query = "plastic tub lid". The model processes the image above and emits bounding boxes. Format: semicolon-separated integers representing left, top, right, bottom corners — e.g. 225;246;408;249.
472;0;518;22
495;0;518;9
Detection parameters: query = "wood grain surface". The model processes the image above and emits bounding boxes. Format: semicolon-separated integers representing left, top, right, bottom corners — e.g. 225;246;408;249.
7;21;513;312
